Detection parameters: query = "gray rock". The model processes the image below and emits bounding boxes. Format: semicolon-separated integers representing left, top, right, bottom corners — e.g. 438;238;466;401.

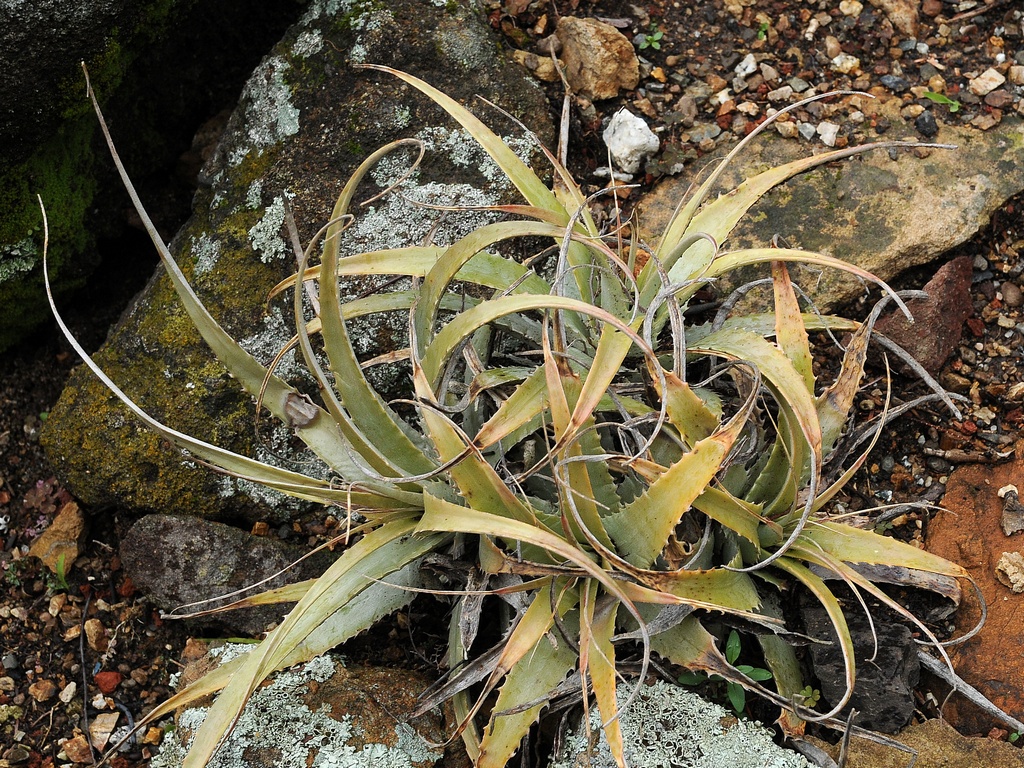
550;679;808;768
689;123;723;144
637;118;1024;313
0;0;302;350
43;0;554;522
121;514;333;636
150;645;447;768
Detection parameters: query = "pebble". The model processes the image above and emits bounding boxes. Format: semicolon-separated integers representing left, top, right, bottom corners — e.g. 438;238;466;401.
817;121;840;146
84;618;108;652
881;74;910;92
969;68;1006;96
688;123;721;143
734;53;757;78
61;734;93;764
28;679;58;702
59;681;77;703
831;53;861;74
984;90;1014;109
767;84;794;102
1001;281;1023;307
839;0;863;16
788;76;810;92
797;122;818;140
94;670;123;694
776;121;799;139
759;63;779;82
915;111;939;137
1010;66;1024;86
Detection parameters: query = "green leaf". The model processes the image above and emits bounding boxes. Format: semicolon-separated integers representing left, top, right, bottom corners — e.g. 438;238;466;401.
725;630;741;665
922;91;961;112
477;599;579;768
727;682;746;713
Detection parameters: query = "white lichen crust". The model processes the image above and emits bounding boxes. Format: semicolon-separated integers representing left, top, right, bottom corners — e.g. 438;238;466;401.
551;681;809;768
151;652;443;768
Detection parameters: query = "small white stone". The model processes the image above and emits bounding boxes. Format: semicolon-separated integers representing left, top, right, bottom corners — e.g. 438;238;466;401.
603;109;660;174
817;121;840;146
734;53;757;78
767;85;794;102
58;682;77;704
839;0;863;15
831;52;861;74
995;551;1024;593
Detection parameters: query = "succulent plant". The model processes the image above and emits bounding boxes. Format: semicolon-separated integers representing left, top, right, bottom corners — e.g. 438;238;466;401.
46;65;975;768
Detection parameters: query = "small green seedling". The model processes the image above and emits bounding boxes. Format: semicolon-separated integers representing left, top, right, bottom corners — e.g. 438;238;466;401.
757;21;769;41
639;26;663;50
678;630;773;714
797;685;821;707
1010;731;1021;744
922;91;961;113
50;553;71;592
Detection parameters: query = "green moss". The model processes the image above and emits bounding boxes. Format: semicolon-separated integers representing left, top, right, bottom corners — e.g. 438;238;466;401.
0;118;99;348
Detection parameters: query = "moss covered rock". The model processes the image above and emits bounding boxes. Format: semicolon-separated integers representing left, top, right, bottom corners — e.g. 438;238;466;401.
0;0;304;350
43;0;554;523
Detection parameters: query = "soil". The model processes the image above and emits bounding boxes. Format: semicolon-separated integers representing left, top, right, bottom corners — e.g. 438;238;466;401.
2;0;1023;765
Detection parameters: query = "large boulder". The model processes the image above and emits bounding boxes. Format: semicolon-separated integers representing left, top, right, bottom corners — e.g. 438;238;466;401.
42;0;554;523
0;0;303;350
637;117;1024;313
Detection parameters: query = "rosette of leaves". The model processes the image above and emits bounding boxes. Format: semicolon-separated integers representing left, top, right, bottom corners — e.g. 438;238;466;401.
48;65;975;768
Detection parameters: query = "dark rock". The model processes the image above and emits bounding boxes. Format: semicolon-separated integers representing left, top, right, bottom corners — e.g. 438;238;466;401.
915;110;939;137
880;74;910;92
120;514;333;636
800;589;919;733
874;255;973;375
0;1;302;350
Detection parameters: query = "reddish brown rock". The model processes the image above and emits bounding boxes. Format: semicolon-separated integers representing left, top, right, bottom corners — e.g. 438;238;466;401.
93;670;123;694
874;255;973;375
61;734;93;764
925;459;1024;733
556;17;639;100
